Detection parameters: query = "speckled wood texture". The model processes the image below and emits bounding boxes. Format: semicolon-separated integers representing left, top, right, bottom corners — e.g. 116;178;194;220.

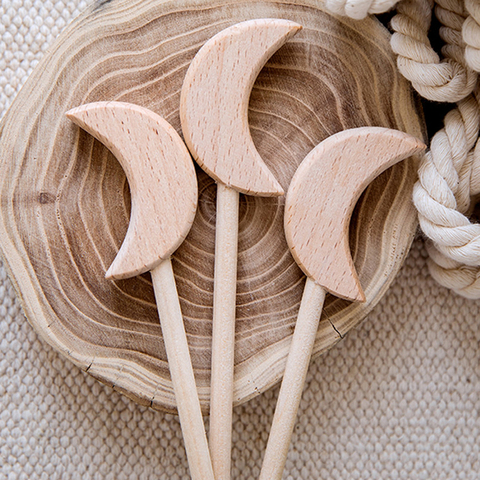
1;1;480;479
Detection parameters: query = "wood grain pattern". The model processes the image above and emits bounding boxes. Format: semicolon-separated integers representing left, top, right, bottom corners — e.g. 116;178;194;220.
285;127;426;302
66;102;198;279
0;0;425;413
181;18;300;195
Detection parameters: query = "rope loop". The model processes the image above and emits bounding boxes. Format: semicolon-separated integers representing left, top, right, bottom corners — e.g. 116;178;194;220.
391;0;477;102
324;0;480;297
463;0;480;72
413;91;480;293
392;0;480;297
325;0;400;19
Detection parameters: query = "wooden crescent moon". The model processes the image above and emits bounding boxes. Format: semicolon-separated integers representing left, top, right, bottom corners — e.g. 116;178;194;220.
180;18;301;196
66;101;198;280
285;127;426;302
0;0;427;413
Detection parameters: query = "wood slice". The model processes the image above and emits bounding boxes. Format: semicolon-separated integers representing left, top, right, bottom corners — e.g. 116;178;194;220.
0;0;425;413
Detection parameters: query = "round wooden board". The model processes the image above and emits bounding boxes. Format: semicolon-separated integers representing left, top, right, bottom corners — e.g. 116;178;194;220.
0;0;424;413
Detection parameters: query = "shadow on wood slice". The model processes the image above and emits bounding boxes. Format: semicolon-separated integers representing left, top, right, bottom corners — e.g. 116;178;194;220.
0;0;425;413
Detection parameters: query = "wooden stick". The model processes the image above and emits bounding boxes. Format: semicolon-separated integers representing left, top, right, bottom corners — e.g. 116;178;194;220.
259;278;325;480
151;259;215;480
180;20;301;479
209;183;239;480
259;127;427;479
66;102;214;480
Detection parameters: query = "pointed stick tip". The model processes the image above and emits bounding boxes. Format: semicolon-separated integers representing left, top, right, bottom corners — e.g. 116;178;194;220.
406;135;426;155
355;287;366;303
65;105;84;120
104;266;115;281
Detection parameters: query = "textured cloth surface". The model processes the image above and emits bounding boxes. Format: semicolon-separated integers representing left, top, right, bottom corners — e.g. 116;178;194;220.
1;2;480;479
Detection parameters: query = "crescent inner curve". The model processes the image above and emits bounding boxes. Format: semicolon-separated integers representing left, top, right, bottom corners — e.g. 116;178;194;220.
180;18;302;196
284;127;426;302
66;101;198;280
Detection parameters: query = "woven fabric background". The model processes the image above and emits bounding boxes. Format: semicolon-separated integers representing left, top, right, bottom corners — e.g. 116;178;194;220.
1;1;480;479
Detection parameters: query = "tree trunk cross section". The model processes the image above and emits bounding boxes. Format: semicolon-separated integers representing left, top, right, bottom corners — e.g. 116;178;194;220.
0;0;424;412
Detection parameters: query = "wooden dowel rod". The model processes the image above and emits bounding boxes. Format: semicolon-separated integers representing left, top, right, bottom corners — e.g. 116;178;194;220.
209;183;240;480
259;278;326;480
151;258;215;480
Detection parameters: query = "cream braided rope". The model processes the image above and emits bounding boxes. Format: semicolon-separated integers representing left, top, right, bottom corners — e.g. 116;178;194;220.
326;0;480;298
325;0;400;19
391;0;477;102
464;0;480;71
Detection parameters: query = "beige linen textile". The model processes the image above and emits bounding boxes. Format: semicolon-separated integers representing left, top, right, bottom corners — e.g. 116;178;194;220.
1;1;480;478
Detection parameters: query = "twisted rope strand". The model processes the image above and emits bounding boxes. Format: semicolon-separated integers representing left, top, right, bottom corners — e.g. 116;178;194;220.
325;0;400;19
436;0;469;63
323;0;480;297
413;90;480;260
417;136;480;297
326;0;480;74
391;0;477;102
463;0;480;72
390;0;480;297
426;240;480;298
